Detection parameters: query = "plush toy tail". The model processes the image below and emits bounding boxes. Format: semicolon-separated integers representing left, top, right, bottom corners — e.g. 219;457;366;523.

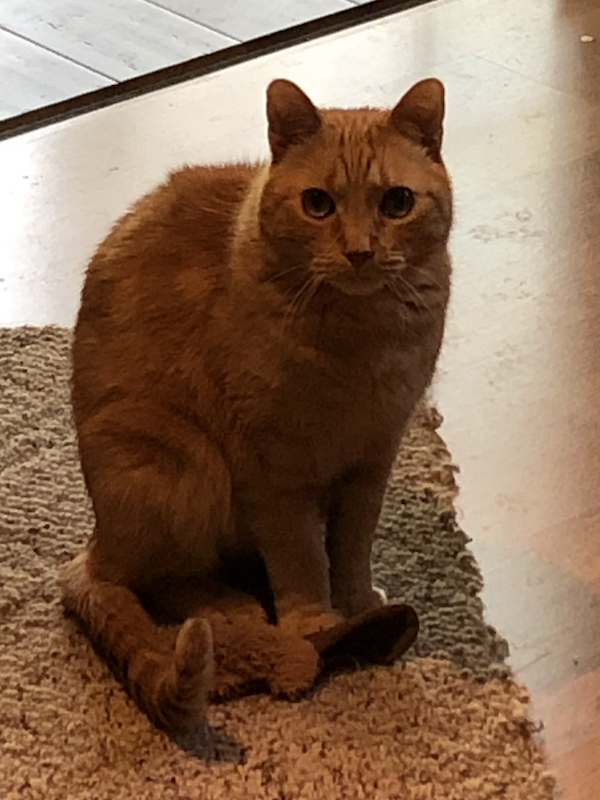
307;603;419;666
60;551;213;730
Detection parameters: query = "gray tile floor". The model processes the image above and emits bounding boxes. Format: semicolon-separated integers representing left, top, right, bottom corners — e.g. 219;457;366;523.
0;0;370;122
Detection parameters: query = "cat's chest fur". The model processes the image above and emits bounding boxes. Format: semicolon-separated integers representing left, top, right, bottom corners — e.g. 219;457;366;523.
254;356;406;481
202;299;440;490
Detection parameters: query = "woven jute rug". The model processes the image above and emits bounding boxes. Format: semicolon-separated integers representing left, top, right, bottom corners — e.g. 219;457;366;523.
0;326;555;800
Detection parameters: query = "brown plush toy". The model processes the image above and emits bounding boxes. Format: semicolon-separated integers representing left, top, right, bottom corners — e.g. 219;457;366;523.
62;551;419;728
198;590;419;703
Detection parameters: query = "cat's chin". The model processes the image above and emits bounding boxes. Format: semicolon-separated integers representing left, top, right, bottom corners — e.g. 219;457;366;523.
327;275;386;298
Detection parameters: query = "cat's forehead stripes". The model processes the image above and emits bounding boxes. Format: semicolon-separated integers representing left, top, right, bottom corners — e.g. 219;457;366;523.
270;106;446;208
323;115;386;190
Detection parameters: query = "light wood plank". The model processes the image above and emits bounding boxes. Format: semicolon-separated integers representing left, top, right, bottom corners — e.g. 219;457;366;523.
148;0;353;41
0;28;112;119
1;6;599;328
0;0;236;82
534;668;600;800
475;0;600;101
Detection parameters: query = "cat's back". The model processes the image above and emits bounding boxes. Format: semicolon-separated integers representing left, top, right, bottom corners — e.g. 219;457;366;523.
82;161;256;304
73;162;257;419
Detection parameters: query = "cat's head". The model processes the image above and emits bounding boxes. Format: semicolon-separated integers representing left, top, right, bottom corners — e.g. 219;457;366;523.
258;79;452;302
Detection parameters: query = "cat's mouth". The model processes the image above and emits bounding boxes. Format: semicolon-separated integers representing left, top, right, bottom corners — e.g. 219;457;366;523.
326;271;387;298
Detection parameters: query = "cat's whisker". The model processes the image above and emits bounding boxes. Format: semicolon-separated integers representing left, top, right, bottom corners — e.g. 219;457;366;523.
409;265;447;293
386;276;437;320
296;274;324;318
279;276;309;325
268;265;306;285
398;275;435;319
279;275;318;340
398;277;433;313
383;281;410;334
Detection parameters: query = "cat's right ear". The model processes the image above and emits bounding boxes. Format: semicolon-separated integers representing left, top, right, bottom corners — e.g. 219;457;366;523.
266;80;322;163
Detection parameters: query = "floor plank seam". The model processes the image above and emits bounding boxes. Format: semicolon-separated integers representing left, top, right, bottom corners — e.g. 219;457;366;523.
0;22;118;83
141;0;249;42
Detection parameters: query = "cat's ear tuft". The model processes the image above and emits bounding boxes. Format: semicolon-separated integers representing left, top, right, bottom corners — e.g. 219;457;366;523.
266;80;322;163
389;79;445;160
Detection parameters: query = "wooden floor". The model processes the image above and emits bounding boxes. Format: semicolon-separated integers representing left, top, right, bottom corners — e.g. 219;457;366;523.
0;0;371;121
1;0;599;796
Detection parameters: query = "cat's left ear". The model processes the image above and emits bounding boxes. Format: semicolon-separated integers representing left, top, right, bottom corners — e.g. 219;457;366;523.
266;80;322;163
389;79;445;161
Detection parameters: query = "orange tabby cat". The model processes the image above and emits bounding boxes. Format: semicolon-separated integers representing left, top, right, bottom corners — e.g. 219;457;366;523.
62;78;452;729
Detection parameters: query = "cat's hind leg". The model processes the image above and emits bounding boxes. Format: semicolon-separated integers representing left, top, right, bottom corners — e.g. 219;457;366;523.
67;400;232;727
61;551;213;730
76;400;233;588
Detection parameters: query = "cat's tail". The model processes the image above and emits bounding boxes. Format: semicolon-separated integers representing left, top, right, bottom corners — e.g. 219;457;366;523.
60;551;214;730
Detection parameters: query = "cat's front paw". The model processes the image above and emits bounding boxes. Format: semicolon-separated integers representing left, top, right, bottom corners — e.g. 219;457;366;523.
373;585;388;605
334;586;387;618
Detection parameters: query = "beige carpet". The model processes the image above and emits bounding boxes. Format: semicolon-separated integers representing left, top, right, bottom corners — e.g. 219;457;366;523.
0;327;555;800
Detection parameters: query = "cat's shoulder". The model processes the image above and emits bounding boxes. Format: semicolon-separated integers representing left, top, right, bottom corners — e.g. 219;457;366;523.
102;162;260;263
165;162;260;213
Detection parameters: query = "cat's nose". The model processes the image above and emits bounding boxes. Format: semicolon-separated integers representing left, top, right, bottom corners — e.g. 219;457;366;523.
345;250;374;270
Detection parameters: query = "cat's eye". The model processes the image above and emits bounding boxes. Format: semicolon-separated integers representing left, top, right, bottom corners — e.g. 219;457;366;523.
302;188;336;219
380;186;415;219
